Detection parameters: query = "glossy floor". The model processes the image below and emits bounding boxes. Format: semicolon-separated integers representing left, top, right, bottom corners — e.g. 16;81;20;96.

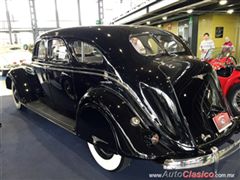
0;77;240;180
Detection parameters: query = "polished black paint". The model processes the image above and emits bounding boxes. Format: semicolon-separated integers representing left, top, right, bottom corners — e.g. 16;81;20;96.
5;26;240;162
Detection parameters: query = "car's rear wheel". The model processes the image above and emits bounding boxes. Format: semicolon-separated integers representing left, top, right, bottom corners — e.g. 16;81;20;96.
227;84;240;115
87;142;130;171
12;82;23;110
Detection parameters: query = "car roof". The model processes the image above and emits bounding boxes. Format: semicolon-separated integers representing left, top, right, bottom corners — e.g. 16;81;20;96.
39;25;173;57
40;25;170;39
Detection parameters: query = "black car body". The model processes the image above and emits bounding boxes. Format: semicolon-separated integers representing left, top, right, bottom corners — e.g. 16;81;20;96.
5;26;240;171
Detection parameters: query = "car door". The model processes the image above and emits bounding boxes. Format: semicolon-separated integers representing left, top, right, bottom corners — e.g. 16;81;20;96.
46;38;76;119
32;39;53;106
69;40;106;103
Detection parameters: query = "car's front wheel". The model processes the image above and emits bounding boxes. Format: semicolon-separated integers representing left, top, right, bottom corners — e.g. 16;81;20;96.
12;82;23;110
227;84;240;115
87;142;130;171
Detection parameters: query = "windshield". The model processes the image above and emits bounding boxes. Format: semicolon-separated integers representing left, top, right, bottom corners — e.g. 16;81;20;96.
129;33;186;56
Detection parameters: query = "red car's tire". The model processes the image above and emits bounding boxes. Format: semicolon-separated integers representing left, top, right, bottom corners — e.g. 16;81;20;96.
227;84;240;116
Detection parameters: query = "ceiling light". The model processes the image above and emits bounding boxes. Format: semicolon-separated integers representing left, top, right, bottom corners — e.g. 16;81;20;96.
146;21;151;25
219;0;227;5
149;0;180;12
187;9;193;14
162;16;167;20
227;9;234;14
157;24;162;28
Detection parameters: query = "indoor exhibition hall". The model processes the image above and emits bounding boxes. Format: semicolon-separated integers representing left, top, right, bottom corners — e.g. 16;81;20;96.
0;0;240;179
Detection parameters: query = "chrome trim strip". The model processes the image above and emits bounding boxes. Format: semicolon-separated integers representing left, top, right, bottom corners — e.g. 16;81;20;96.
163;138;240;169
30;62;156;156
30;63;156;125
24;103;76;135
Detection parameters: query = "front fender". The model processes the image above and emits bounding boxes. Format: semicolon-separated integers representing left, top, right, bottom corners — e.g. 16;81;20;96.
5;66;41;103
76;87;175;160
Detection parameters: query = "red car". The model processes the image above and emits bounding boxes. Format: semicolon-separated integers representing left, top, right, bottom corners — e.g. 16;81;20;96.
204;48;240;115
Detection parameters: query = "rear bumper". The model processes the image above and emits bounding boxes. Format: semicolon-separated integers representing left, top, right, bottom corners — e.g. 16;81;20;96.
163;136;240;170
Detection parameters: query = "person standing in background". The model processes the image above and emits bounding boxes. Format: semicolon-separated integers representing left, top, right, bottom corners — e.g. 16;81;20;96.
200;33;215;60
222;37;235;54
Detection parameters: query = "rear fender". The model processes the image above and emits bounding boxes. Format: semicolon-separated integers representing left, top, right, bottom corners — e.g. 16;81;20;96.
76;87;164;159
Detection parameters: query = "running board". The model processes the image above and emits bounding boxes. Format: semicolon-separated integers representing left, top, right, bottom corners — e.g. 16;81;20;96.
24;100;76;134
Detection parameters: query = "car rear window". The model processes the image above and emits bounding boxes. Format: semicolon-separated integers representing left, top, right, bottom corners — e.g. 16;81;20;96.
129;33;186;56
130;35;165;56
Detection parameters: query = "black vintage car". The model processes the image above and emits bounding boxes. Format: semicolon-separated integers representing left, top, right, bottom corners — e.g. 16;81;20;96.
5;26;240;171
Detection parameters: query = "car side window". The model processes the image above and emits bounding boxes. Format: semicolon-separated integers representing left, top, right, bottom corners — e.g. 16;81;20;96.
71;40;103;64
33;40;47;60
48;39;70;63
129;35;165;56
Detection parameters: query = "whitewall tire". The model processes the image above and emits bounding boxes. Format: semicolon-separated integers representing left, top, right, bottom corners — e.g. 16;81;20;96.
12;82;23;110
87;142;130;171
